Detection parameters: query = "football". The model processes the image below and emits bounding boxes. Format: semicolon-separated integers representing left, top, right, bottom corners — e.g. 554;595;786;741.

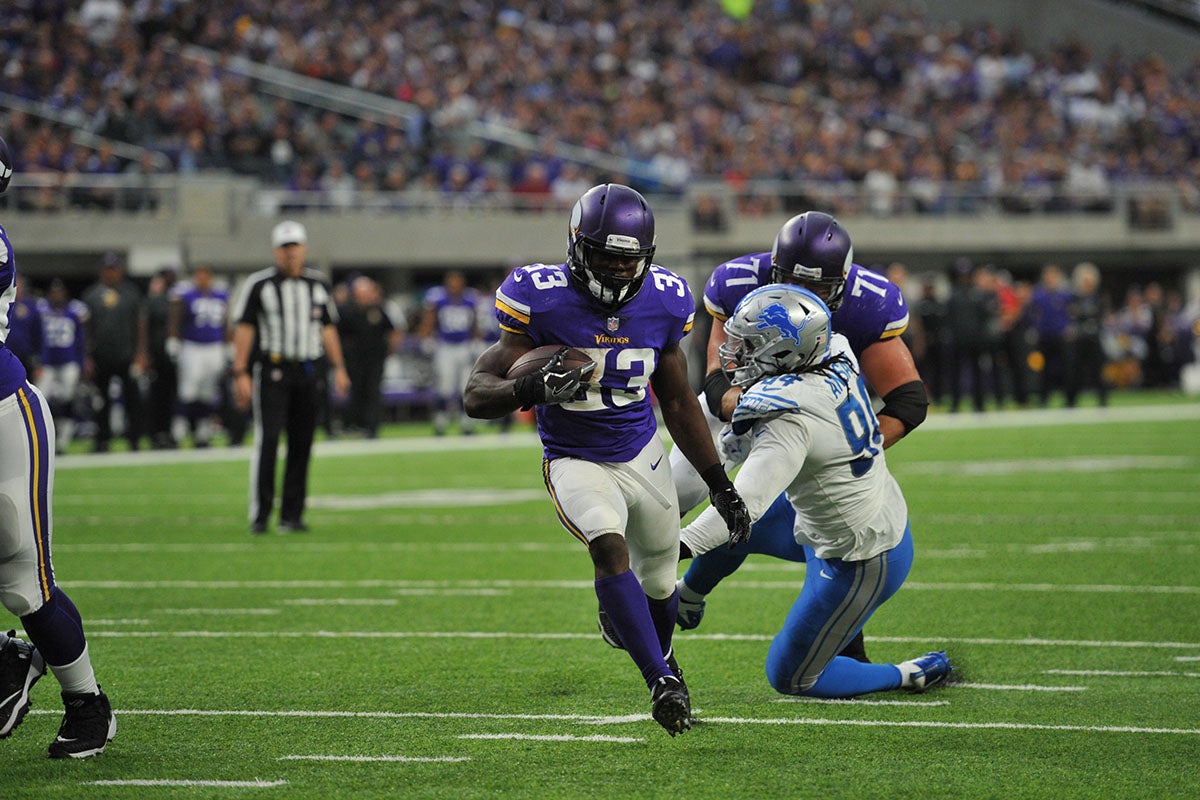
506;345;593;379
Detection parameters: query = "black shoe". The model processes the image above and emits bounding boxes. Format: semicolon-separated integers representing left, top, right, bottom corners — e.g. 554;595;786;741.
0;631;45;738
250;521;268;535
597;605;624;649
838;630;871;663
48;689;116;759
278;520;309;533
650;675;691;737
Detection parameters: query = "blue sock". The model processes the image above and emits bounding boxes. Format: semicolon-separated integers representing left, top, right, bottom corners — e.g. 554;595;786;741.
645;589;679;656
683;493;805;594
21;587;87;667
595;572;672;686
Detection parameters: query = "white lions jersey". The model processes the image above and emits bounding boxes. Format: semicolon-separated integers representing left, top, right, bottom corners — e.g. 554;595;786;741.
682;335;908;561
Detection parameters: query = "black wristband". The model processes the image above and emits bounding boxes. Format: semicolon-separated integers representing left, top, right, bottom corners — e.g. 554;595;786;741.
699;463;733;493
703;369;734;419
513;374;542;409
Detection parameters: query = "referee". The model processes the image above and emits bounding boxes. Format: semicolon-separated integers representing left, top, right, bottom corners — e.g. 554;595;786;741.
231;221;350;534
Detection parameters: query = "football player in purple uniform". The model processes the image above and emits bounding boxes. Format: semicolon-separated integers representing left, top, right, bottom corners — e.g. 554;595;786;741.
420;270;481;436
169;264;229;447
36;279;89;453
0;136;117;758
668;212;928;658
464;184;750;736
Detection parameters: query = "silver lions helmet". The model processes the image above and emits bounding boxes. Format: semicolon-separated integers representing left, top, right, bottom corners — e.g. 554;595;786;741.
719;284;832;387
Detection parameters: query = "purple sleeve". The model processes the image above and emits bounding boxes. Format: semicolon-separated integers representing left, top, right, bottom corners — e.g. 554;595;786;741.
703;252;772;321
832;265;910;356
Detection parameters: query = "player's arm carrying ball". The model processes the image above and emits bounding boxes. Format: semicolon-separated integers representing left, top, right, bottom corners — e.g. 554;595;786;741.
464;332;595;418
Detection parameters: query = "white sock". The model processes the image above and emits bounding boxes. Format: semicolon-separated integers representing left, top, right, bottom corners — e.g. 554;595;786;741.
895;658;921;689
49;644;100;696
678;581;707;605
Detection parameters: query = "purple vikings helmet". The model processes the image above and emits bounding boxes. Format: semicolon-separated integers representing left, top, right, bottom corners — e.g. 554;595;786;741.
719;284;832;387
567;183;656;308
770;211;853;311
0;136;13;194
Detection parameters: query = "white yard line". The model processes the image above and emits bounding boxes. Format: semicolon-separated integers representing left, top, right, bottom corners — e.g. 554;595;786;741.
88;780;287;788
80;629;1200;651
459;733;644;743
954;683;1087;692
1044;669;1200;679
60;577;1200;596
280;755;469;763
46;709;1200;737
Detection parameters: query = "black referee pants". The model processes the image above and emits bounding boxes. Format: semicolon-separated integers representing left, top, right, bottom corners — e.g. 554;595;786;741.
250;361;318;526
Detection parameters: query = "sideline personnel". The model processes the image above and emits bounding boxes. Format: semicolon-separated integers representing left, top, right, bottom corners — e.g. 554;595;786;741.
231;221;350;534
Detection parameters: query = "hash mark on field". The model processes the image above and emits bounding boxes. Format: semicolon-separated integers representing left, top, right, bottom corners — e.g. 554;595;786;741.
1045;669;1200;679
88;780;287;788
280;755;470;763
955;683;1087;692
460;733;644;743
159;608;281;615
1175;657;1200;662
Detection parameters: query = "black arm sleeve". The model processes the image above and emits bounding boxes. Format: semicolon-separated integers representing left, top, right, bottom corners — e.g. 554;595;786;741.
703;368;734;420
878;380;929;434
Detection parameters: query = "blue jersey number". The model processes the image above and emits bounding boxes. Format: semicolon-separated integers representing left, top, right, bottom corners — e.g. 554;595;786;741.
835;375;883;476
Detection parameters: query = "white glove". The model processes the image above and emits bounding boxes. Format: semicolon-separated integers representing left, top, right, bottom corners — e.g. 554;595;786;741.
165;337;181;361
719;423;754;466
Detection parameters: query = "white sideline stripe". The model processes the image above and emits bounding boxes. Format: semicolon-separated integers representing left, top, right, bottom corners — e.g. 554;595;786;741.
774;698;951;707
81;630;1200;651
52;403;1200;471
955;683;1087;692
55;709;1200;737
88;780;287;788
459;733;644;743
280;755;470;763
1045;669;1200;679
60;578;1200;596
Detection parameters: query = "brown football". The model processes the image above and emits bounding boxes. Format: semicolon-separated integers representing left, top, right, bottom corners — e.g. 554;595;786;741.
506;345;593;379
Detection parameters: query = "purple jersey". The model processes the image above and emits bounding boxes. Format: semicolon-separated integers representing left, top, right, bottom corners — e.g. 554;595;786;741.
177;286;229;344
495;262;695;462
703;252;908;356
0;223;27;398
425;286;479;344
38;299;89;367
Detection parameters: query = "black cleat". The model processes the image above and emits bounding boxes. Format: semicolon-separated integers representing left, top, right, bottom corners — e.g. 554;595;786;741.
650;675;692;737
838;630;871;663
250;521;268;535
597;605;624;649
48;689;116;759
277;520;309;533
0;631;45;738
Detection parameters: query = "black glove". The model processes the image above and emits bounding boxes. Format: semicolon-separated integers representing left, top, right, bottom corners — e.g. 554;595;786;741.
700;464;752;547
513;347;596;410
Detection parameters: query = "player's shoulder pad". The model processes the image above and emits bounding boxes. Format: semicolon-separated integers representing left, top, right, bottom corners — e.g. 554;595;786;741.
644;264;695;321
494;263;569;330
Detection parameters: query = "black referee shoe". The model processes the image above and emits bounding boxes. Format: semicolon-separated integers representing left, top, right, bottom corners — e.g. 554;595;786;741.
250;521;268;535
278;519;309;533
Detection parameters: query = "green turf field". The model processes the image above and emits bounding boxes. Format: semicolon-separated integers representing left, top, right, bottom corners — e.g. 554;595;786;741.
6;403;1199;799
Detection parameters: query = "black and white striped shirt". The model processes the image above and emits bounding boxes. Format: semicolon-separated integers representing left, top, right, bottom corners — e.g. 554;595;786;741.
233;267;338;362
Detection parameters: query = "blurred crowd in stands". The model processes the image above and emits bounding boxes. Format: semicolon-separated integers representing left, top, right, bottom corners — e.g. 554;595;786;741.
1;1;1199;215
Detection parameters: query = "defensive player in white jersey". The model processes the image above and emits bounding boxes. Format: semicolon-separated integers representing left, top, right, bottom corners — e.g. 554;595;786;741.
0;136;117;758
667;213;927;658
465;184;750;735
683;283;951;697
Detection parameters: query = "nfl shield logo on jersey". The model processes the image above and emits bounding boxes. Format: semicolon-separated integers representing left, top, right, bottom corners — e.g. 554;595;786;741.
607;316;620;332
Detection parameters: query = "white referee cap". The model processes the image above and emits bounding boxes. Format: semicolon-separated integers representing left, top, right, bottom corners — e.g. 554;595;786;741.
271;220;308;248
